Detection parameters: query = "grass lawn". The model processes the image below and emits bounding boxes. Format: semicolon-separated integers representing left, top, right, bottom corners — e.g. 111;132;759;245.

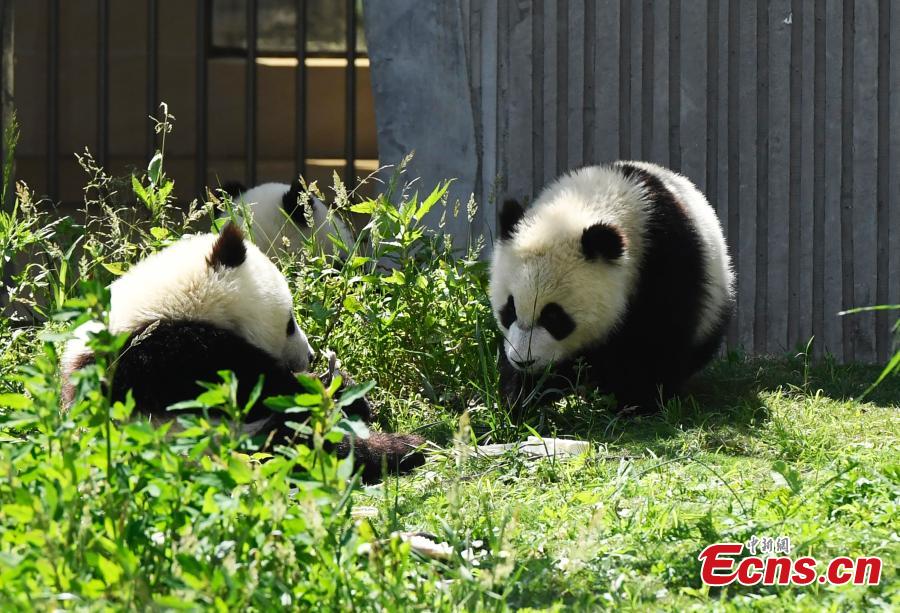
0;145;896;609
366;355;899;610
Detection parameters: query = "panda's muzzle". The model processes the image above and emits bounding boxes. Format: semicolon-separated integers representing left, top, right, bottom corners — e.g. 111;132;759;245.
512;357;536;369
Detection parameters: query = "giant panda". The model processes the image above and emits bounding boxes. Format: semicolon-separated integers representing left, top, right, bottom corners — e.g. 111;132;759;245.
61;223;424;482
221;179;355;257
490;161;735;410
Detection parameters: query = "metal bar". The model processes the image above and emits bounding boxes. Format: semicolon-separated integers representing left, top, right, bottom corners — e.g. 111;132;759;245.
295;0;306;180
47;0;59;202
97;0;109;168
0;0;13;210
345;0;357;185
196;0;209;198
147;0;158;159
246;0;258;186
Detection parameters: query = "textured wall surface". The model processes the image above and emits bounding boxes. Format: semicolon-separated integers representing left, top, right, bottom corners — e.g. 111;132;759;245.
368;0;899;362
363;1;483;243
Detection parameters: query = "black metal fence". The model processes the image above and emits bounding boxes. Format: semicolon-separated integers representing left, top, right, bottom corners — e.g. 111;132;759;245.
17;0;366;203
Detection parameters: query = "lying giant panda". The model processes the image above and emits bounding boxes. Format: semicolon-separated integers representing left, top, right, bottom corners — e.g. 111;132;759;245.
221;180;355;257
62;224;423;482
490;161;735;410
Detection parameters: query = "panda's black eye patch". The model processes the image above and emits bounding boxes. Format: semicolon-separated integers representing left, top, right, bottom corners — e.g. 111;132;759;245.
538;302;575;340
499;295;517;329
286;317;296;336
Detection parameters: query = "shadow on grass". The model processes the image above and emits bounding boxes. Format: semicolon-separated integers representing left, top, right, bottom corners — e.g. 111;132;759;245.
505;351;899;455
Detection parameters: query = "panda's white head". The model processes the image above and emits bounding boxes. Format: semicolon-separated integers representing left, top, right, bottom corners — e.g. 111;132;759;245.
489;168;647;372
109;223;313;372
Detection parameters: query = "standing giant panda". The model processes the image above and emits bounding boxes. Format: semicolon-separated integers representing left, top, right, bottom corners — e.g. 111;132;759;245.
62;224;424;482
221;179;355;257
490;161;735;410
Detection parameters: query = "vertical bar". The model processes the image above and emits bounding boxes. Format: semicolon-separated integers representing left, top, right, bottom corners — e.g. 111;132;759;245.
345;0;357;185
582;0;595;164
581;0;597;164
98;0;109;169
823;0;843;358
640;0;653;159
726;0;740;348
876;0;891;360
147;0;158;160
619;0;631;159
788;0;803;349
496;0;509;197
246;0;258;185
593;0;619;162
295;0;307;180
812;1;825;355
0;1;11;238
668;0;681;170
196;0;208;198
840;0;855;361
754;0;769;351
706;0;719;204
532;0;544;188
850;0;878;362
555;0;567;174
0;0;10;170
565;0;582;170
47;0;59;202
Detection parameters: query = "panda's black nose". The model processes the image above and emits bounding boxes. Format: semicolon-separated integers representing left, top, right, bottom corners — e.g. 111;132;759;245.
513;358;535;369
307;349;315;364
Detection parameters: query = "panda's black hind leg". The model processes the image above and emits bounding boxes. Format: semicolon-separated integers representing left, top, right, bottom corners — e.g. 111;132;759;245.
340;433;426;484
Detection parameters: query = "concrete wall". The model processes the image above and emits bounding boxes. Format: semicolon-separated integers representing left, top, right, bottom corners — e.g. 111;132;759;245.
364;0;900;363
363;1;482;243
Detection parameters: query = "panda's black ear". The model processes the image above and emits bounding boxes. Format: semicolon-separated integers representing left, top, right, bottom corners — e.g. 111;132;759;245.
208;222;247;268
219;181;246;200
581;223;624;261
499;199;525;241
281;178;310;227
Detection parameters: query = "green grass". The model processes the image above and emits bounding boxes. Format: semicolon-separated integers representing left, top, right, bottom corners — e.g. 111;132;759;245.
0;124;897;610
371;355;899;610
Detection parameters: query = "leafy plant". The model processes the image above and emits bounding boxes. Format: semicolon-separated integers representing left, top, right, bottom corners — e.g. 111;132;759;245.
839;305;900;398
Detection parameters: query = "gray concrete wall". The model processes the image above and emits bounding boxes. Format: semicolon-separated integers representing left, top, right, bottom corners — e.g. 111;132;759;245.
364;0;900;363
363;0;482;246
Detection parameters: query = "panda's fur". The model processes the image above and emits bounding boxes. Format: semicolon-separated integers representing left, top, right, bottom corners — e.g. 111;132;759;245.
222;180;355;256
61;224;424;482
490;161;735;409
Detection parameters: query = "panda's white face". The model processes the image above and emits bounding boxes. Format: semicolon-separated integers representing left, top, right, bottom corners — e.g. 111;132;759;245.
109;224;313;373
490;168;648;372
491;240;629;372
